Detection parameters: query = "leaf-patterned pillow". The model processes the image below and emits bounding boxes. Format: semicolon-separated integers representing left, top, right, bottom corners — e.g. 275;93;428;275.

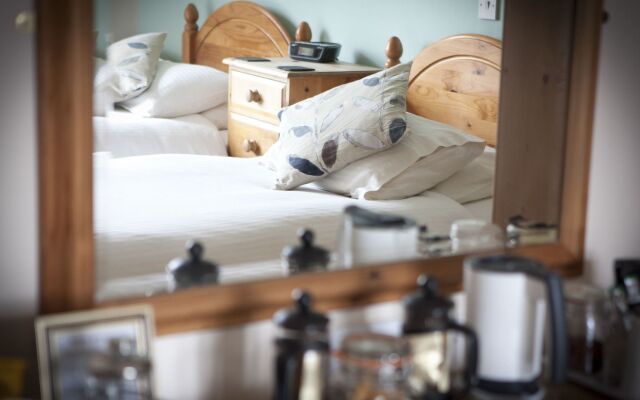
106;32;167;101
266;62;411;190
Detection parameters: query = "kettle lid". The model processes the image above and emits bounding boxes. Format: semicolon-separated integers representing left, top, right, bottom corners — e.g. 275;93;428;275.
403;275;453;320
465;255;547;277
273;290;329;333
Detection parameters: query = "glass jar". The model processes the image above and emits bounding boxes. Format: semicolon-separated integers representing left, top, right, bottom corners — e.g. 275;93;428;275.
564;281;608;376
450;219;504;254
331;333;411;400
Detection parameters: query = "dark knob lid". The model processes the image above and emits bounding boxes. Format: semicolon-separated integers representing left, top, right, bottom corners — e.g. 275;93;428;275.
273;290;329;333
403;275;453;331
166;241;219;288
282;229;330;271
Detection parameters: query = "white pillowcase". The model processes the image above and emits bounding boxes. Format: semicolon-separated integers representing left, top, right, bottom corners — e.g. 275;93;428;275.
313;113;485;200
431;147;495;204
107;32;166;100
265;63;410;190
94;57;120;116
120;60;228;118
200;104;228;130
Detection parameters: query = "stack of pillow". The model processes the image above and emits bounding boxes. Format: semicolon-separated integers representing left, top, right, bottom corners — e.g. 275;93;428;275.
93;33;229;129
262;63;494;203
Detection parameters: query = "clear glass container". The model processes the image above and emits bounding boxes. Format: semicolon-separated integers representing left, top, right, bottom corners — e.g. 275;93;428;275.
449;219;504;254
564;281;608;376
331;333;411;400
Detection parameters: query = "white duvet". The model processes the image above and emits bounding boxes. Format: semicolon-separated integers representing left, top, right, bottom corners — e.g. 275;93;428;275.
93;110;228;158
94;155;479;288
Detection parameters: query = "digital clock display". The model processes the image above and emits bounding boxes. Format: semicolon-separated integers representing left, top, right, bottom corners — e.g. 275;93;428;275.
297;46;315;57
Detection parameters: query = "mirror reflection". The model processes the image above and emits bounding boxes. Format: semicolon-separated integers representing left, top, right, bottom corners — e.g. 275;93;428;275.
91;1;550;301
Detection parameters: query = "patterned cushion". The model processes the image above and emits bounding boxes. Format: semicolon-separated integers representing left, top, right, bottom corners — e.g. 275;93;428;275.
107;32;166;100
265;62;411;190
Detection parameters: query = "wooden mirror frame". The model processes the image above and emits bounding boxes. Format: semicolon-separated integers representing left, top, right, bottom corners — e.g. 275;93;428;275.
38;0;602;335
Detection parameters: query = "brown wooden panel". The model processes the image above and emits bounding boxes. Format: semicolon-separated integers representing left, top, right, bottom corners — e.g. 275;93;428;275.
560;0;603;258
493;0;576;227
37;0;94;313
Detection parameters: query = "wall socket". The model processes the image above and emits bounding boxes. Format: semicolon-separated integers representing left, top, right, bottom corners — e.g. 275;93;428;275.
478;0;498;20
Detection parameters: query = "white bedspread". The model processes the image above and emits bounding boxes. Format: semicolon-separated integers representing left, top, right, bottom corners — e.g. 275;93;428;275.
93;110;227;158
94;155;477;287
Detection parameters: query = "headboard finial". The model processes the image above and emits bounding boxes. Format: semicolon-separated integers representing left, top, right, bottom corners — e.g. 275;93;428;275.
295;21;312;42
182;4;199;63
385;36;403;68
184;3;199;29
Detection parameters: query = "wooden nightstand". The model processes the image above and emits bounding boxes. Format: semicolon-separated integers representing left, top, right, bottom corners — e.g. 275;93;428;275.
223;57;379;157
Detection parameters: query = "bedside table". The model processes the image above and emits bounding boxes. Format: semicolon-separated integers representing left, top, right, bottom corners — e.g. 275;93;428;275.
223;57;379;157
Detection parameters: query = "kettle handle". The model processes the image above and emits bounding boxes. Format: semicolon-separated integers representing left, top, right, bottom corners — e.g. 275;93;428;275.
447;321;478;394
523;269;567;383
540;271;568;383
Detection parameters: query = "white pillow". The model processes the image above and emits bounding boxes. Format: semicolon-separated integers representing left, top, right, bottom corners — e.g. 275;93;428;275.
200;104;228;130
265;63;410;190
107;32;166;100
313;113;485;200
120;60;228;118
93;57;120;116
431;147;496;204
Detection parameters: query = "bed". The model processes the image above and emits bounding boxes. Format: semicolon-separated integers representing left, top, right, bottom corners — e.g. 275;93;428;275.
92;2;311;158
93;2;502;297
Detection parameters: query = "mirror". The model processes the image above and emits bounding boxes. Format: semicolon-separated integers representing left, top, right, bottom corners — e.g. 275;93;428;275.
90;0;559;303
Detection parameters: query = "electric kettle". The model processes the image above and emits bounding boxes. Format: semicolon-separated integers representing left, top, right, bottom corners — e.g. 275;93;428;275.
463;255;567;395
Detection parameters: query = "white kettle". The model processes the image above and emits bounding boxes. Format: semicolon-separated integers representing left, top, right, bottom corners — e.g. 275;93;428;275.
463;255;567;395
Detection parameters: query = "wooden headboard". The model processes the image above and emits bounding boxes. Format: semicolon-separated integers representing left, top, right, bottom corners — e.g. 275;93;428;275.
387;35;502;146
182;2;311;72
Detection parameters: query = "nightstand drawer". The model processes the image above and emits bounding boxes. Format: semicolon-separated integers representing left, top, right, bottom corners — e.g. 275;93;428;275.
229;71;286;124
228;113;279;157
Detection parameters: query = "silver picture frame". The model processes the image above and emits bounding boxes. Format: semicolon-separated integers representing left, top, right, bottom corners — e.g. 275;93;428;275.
35;305;154;400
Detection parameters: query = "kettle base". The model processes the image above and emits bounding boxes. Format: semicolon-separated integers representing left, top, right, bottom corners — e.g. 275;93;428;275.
476;378;541;396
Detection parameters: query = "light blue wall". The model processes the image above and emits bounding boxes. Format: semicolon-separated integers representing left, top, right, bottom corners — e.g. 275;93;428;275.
96;0;503;67
94;0;110;57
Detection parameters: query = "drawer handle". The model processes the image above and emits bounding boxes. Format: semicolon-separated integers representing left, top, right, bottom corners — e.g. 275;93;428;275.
243;138;258;153
246;89;262;104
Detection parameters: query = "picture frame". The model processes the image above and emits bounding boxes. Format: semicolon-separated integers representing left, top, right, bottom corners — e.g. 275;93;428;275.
36;305;154;400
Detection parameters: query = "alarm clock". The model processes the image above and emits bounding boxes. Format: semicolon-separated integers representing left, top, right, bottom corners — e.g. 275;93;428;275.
288;41;341;63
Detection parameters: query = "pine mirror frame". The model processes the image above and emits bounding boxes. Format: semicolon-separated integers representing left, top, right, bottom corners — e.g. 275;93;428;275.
37;0;602;335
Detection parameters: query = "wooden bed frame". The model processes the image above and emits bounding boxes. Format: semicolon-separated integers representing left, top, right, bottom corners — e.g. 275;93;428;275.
181;2;311;72
180;3;500;147
39;0;602;335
